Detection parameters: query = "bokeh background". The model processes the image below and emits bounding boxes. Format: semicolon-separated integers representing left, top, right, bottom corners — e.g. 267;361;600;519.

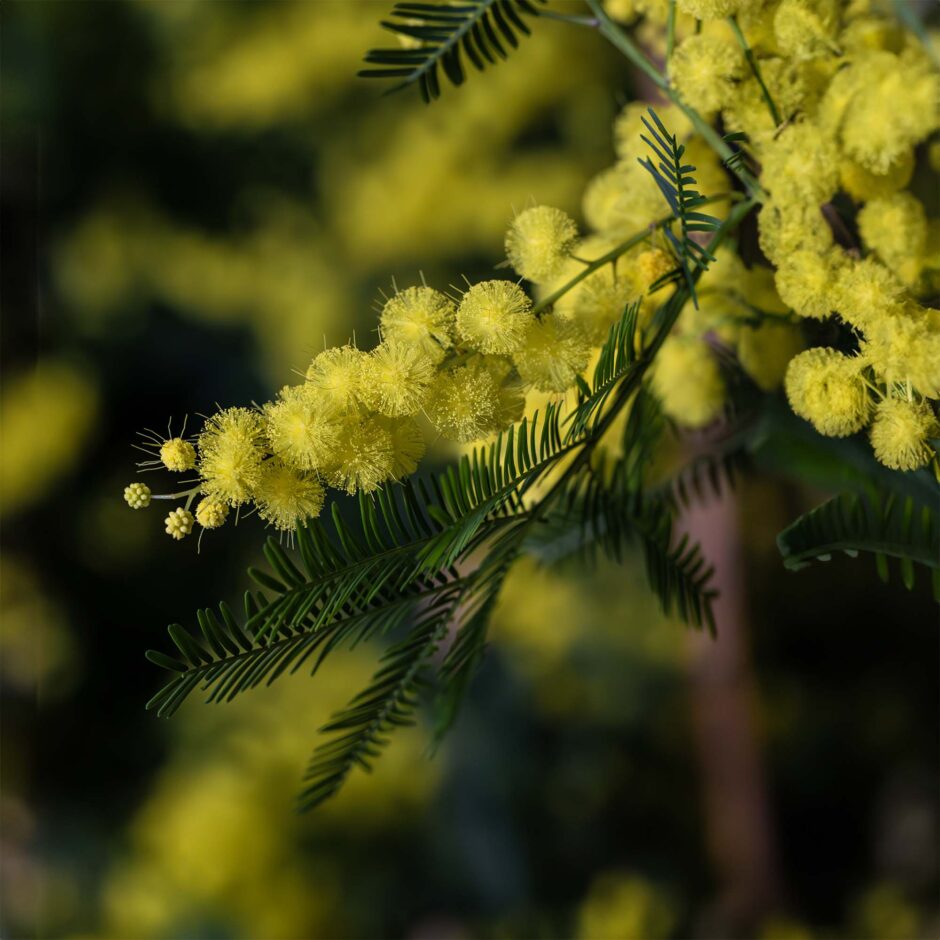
1;1;937;938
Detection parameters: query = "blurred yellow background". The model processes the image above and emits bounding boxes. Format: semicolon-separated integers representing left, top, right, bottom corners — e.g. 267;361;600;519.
1;2;937;938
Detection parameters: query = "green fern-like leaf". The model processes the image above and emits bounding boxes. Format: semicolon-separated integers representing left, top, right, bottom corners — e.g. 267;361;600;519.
669;448;748;509
636;500;717;633
417;401;568;572
638;108;721;307
145;576;462;720
298;601;455;811
541;458;717;633
777;489;940;600
432;558;513;745
721;130;752;174
359;0;546;102
567;300;641;440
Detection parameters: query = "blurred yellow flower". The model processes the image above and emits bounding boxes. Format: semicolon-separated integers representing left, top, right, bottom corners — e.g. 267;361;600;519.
0;359;98;516
576;870;675;940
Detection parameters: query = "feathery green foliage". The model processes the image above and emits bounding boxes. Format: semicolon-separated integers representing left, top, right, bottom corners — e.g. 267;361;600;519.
359;0;546;102
637;109;721;306
569;302;640;439
778;489;940;600
298;601;455;810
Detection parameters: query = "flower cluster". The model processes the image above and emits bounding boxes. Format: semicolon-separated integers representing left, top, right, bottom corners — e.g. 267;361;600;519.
122;204;600;539
125;168;692;541
606;0;939;469
126;0;940;540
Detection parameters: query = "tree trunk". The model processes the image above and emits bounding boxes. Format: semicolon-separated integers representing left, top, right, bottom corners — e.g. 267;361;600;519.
681;488;783;934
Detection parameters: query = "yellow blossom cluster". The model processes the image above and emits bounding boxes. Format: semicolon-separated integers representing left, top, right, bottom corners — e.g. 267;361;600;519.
642;0;939;470
125;161;691;540
123;209;599;539
126;0;940;542
736;4;940;474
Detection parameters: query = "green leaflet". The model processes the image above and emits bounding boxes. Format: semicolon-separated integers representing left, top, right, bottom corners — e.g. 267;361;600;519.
359;0;546;102
637;108;721;308
777;489;940;601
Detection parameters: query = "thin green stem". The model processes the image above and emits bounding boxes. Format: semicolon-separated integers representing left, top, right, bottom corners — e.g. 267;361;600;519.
584;0;666;88
533;228;657;315
727;15;780;126
538;9;599;26
533;193;740;316
152;486;202;501
666;0;677;61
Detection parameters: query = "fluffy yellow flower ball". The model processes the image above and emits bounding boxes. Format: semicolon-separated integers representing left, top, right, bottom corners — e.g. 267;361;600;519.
834;51;940;173
869;398;939;472
376;416;426;481
379;286;455;359
264;385;341;472
668;35;744;116
582;168;631;233
323;415;394;495
761;120;839;204
784;347;870;437
426;362;500;443
857;192;927;285
833;258;906;332
253;459;325;531
677;0;756;20
198;407;266;506
774;249;844;320
839;152;913;203
635;248;674;293
159;437;196;472
602;0;640;22
582;163;664;235
651;336;725;429
838;12;904;56
456;280;534;355
359;339;437;418
773;0;841;59
512;316;591;393
195;496;228;530
164;507;194;541
758;199;833;267
861;309;940;399
505;206;579;284
305;345;367;410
